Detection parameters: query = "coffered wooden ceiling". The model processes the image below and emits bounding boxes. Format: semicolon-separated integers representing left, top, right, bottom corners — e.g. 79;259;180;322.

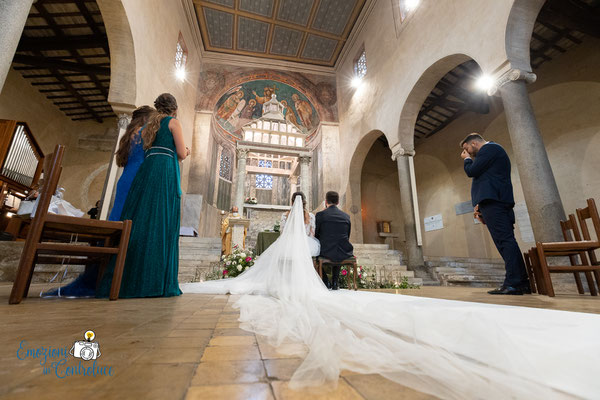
193;0;366;67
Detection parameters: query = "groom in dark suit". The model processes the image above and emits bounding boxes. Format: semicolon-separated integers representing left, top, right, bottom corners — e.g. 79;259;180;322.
461;133;530;295
315;191;354;290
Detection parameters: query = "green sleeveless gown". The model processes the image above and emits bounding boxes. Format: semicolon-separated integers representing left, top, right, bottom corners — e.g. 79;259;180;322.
97;116;182;298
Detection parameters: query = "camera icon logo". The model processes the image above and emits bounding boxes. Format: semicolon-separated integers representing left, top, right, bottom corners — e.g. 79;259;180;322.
70;330;101;361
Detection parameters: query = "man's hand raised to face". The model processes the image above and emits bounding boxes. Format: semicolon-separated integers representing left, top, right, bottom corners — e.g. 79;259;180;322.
461;149;470;160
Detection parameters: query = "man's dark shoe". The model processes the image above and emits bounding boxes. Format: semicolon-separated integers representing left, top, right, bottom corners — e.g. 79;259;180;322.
488;286;524;295
519;285;532;295
332;282;339;290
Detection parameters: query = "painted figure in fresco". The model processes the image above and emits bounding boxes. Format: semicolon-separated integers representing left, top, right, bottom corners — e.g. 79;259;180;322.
252;85;277;105
240;99;257;120
292;93;313;131
226;97;246;128
280;99;298;127
217;90;244;120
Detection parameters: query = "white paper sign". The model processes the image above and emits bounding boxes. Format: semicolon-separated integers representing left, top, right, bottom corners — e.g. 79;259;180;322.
424;214;443;232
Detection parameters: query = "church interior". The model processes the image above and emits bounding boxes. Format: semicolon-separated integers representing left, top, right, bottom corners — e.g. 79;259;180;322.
1;0;599;399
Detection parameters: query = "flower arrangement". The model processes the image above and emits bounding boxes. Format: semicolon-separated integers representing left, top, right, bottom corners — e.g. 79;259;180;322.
338;265;420;290
244;197;258;204
216;246;255;279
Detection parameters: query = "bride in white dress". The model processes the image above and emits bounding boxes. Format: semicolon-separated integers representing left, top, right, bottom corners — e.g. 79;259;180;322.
280;191;320;257
181;196;600;399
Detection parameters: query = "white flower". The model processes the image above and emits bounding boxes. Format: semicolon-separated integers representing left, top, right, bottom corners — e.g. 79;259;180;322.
245;266;249;270
240;252;246;258
226;261;231;266
221;255;226;260
237;265;242;271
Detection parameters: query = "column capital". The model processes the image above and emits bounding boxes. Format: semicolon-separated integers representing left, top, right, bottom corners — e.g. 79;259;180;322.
488;68;537;96
298;155;312;164
236;148;249;160
391;148;415;161
117;113;132;130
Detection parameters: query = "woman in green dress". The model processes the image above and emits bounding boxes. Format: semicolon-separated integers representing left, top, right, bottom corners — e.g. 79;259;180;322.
97;93;190;298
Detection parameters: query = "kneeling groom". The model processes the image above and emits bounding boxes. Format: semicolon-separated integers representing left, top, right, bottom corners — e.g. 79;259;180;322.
315;191;354;290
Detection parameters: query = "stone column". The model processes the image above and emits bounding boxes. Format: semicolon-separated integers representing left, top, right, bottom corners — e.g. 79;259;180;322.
289;175;299;195
392;148;424;270
491;69;566;242
298;155;311;208
0;0;34;92
99;111;132;220
234;148;249;212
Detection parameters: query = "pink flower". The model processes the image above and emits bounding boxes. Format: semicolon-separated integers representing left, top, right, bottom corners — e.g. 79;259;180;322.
341;270;347;276
245;257;252;262
223;270;228;275
359;274;362;278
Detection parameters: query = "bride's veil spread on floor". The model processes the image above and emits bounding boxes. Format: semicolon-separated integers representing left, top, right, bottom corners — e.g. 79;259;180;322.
182;197;600;400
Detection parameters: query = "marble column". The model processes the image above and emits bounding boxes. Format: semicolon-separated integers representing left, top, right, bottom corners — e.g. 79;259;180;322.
299;155;311;208
0;0;34;92
98;111;132;220
392;148;424;270
491;69;566;242
234;148;249;212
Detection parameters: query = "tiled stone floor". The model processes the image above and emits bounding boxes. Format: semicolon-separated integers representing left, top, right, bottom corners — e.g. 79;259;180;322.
1;284;599;400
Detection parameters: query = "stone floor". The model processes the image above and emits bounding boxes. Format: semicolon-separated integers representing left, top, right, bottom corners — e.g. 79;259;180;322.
1;284;599;400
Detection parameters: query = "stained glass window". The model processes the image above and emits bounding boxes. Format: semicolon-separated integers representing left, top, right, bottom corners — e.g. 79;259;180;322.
258;160;272;168
256;174;273;189
354;50;367;79
219;150;232;181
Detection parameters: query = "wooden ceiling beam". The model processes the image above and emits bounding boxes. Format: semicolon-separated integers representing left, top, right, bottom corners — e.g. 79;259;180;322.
12;54;110;75
17;34;107;51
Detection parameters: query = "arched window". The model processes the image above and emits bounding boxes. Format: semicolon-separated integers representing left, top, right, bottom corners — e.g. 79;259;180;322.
174;32;187;80
354;48;367;79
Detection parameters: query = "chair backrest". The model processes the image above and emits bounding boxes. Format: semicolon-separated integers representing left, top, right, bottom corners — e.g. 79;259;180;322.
560;214;583;242
31;145;64;228
576;198;599;264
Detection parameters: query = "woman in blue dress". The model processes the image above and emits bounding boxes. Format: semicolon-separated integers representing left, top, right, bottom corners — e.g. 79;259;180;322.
43;106;154;297
109;105;155;221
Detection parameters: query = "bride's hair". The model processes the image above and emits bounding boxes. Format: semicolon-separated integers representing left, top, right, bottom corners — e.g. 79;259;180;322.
290;191;309;224
291;191;306;209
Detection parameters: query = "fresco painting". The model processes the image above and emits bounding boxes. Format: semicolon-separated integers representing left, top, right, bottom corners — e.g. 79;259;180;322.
214;80;319;135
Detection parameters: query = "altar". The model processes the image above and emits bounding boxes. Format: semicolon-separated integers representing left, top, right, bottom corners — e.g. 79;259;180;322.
244;203;289;250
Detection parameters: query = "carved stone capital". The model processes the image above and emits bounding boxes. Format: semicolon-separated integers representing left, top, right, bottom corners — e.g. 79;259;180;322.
391;148;415;161
298;155;312;164
236;148;249;160
488;68;537;96
117;113;132;130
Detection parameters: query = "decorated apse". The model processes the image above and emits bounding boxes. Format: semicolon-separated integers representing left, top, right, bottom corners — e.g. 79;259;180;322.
214;80;319;137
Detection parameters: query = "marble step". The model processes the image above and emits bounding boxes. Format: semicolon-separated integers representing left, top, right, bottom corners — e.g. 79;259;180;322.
352;244;390;250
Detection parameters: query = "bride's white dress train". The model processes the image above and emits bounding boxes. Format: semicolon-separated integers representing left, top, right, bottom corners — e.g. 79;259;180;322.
181;197;600;400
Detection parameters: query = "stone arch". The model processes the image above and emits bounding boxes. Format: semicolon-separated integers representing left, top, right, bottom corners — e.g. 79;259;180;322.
395;53;482;151
96;0;137;110
505;0;546;72
346;129;387;243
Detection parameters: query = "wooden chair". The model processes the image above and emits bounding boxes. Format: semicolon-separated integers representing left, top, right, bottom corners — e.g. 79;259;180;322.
9;145;132;304
319;257;358;290
533;202;600;297
523;250;538;294
576;198;600;288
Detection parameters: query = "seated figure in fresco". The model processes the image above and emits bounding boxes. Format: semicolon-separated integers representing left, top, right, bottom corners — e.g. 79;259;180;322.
221;206;245;255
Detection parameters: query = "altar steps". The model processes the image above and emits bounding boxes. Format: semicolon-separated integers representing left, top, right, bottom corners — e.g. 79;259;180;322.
178;237;222;282
424;257;505;287
353;244;423;286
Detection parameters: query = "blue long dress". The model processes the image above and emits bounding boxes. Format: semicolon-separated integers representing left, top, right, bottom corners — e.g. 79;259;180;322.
108;129;145;221
97;116;182;298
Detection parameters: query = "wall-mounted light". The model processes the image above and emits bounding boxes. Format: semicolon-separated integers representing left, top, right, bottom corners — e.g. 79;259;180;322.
475;75;494;92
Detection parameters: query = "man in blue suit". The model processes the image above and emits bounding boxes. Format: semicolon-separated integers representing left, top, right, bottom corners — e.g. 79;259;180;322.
461;133;530;295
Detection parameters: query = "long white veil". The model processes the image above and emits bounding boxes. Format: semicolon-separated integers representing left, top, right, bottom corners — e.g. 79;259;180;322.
182;196;600;399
